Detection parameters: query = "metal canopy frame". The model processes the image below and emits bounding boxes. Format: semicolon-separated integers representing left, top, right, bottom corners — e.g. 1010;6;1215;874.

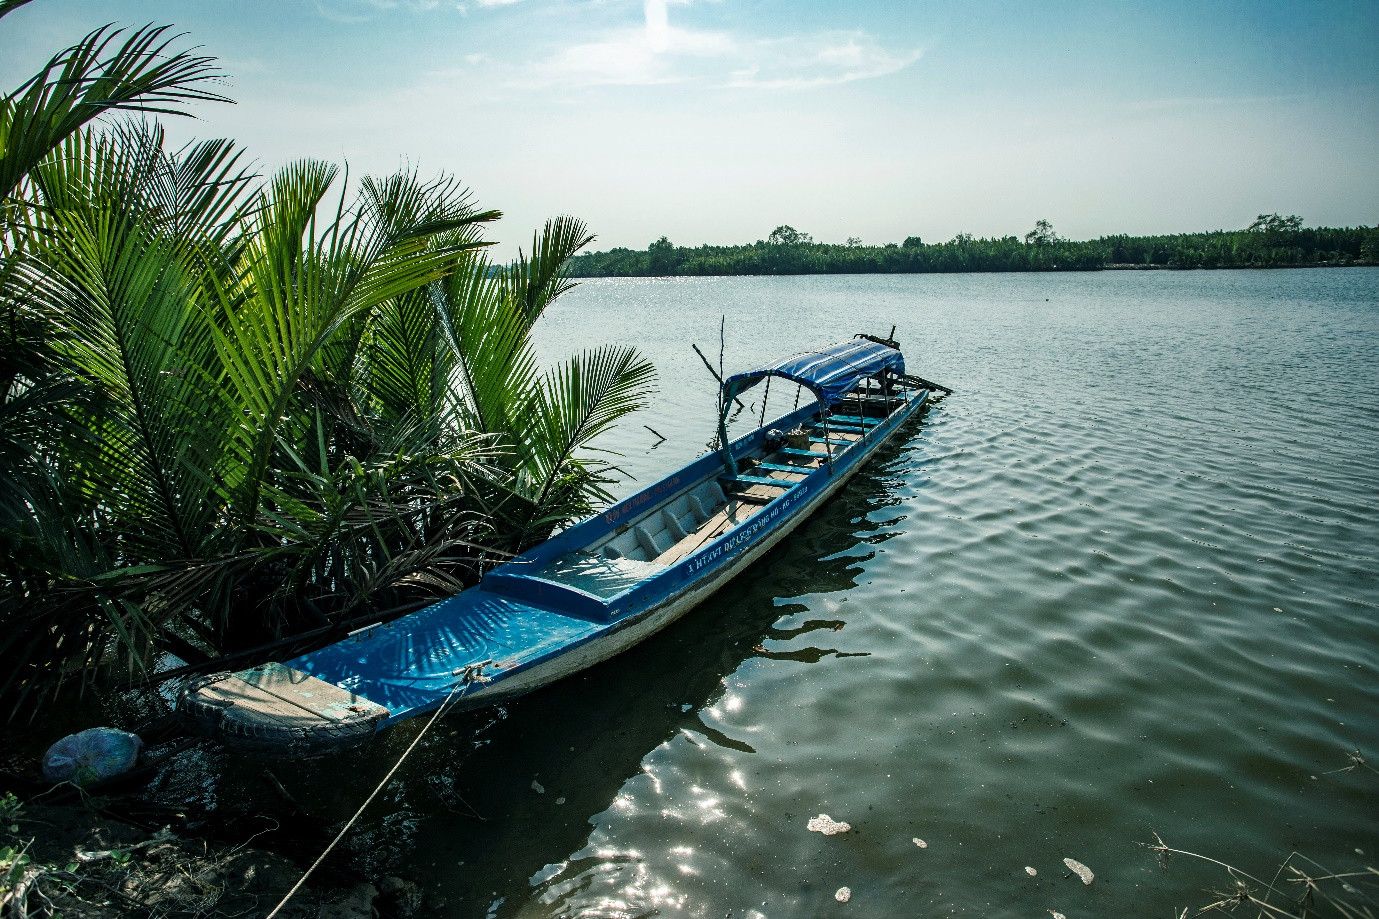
716;339;905;476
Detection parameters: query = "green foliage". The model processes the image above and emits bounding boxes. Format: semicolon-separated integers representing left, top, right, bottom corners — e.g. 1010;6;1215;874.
767;224;812;246
647;235;678;275
1248;213;1303;233
569;217;1379;277
1;844;31;892
0;792;19;832
1024;219;1059;246
0;19;654;720
0;22;228;202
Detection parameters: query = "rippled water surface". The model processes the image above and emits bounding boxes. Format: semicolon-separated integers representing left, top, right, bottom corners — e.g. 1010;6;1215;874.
192;270;1379;917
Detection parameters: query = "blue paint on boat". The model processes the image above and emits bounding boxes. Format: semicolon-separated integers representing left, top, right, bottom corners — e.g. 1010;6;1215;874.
723;338;905;406
182;337;942;750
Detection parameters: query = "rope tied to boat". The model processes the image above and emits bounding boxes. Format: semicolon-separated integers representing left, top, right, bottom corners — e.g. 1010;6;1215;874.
456;660;493;685
264;665;489;918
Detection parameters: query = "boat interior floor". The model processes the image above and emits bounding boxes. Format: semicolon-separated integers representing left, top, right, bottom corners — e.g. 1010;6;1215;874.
529;382;918;595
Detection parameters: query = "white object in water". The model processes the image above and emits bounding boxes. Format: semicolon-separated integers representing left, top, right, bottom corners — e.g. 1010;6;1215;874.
912;837;928;848
1063;857;1094;885
807;814;851;835
834;887;852;903
531;779;545;794
1025;866;1038;876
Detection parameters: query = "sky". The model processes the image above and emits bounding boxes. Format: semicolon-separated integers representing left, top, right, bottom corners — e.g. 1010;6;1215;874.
2;0;1377;257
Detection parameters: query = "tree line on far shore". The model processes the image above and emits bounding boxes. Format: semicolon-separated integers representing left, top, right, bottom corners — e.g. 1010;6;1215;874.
566;216;1379;277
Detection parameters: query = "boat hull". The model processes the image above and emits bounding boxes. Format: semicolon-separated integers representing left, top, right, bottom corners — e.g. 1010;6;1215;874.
178;338;937;754
425;387;930;712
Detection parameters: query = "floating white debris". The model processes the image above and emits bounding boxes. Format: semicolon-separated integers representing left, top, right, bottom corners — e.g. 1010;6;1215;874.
1273;608;1283;612
1063;857;1094;885
834;887;852;903
1048;912;1066;919
807;814;851;835
531;780;545;794
912;838;928;849
556;796;566;805
1025;866;1038;876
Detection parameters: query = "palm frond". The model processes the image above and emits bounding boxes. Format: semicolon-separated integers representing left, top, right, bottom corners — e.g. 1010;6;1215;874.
508;346;656;544
504;215;594;326
24;126;237;558
0;22;230;200
316;169;497;438
0;1;36;21
212;162;500;525
434;254;538;437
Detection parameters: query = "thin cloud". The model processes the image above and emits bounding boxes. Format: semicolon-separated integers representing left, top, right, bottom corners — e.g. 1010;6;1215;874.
534;22;735;87
514;1;919;91
722;31;922;90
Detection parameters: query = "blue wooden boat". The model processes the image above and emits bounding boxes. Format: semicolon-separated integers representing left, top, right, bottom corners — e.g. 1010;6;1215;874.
177;336;946;754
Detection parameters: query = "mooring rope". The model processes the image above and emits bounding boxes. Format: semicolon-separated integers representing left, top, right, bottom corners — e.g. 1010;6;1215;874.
264;664;489;918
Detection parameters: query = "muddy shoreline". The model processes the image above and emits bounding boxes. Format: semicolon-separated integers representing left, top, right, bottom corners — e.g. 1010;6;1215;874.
1;794;431;918
0;727;434;919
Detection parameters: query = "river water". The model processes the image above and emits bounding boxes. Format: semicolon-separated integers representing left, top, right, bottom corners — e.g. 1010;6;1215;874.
177;269;1379;917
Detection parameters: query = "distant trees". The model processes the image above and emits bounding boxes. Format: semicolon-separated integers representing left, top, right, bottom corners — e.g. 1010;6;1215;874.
767;225;813;245
647;235;679;274
565;217;1379;278
1248;213;1303;233
1024;219;1060;246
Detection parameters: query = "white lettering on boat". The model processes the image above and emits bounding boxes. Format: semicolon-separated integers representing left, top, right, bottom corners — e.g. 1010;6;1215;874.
682;487;807;577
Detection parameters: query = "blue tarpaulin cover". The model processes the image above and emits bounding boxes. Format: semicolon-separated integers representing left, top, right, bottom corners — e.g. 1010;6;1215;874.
723;339;905;407
289;589;601;724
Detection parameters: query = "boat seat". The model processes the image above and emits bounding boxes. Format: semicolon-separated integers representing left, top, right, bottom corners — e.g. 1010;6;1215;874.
687;494;709;524
603;544;623;559
662;508;688;541
828;414;882;428
779;447;824;458
721;474;795;490
635;525;670;557
753;462;812;474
